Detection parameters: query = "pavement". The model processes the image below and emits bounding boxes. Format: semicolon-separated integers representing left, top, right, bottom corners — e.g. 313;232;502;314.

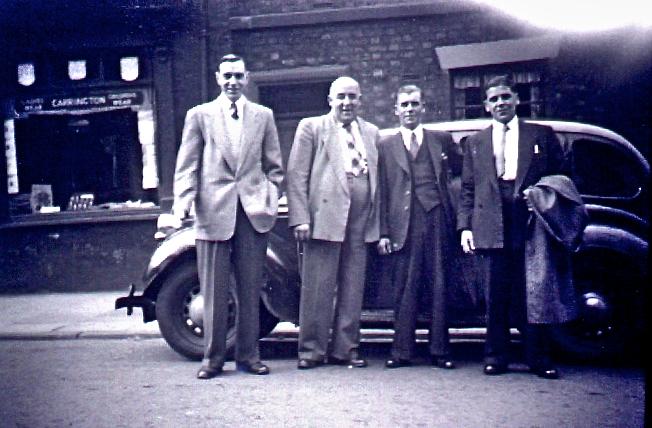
0;290;312;342
0;291;163;340
0;291;486;342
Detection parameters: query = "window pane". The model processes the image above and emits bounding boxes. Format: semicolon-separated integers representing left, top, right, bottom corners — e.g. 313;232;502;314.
258;82;329;116
571;137;645;198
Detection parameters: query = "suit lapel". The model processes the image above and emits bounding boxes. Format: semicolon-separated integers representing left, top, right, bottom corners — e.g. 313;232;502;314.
389;132;410;175
323;116;349;193
515;120;534;193
210;100;237;173
238;101;256;172
478;127;499;190
424;131;443;175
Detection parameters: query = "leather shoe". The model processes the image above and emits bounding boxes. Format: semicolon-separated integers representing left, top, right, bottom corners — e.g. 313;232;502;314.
329;356;368;368
483;364;507;376
432;357;455;369
531;366;559;379
385;358;411;369
236;361;270;375
297;359;323;370
197;366;222;379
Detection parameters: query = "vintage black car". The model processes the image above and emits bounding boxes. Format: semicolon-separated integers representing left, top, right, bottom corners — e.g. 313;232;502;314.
116;119;648;361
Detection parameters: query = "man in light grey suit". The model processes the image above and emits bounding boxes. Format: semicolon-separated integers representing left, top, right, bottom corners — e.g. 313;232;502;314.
173;54;284;379
287;76;380;369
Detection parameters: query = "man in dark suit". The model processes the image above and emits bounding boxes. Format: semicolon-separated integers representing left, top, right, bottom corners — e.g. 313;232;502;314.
287;76;380;369
173;54;284;379
377;84;459;369
458;75;566;379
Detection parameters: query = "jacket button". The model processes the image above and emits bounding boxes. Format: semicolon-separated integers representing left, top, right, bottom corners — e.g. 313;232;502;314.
404;206;409;211
405;190;410;195
392;243;399;249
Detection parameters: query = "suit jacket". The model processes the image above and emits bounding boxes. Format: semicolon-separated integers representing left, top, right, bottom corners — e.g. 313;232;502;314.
378;129;459;252
457;120;565;249
286;113;380;243
173;97;284;241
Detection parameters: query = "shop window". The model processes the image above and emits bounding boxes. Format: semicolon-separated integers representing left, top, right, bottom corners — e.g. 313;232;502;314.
452;69;545;120
9;109;150;215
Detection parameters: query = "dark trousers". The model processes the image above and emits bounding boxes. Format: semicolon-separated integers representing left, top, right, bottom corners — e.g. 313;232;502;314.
478;179;551;369
391;202;450;359
196;202;268;369
298;174;371;361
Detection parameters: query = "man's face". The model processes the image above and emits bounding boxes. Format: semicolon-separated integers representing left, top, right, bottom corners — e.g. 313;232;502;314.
484;85;519;124
395;91;425;130
328;79;361;124
216;60;248;102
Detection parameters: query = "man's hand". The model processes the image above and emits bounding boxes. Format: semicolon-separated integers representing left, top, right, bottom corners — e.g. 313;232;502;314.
461;230;475;254
293;224;311;242
377;237;393;255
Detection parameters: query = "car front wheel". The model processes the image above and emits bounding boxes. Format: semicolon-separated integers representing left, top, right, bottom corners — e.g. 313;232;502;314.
155;261;279;361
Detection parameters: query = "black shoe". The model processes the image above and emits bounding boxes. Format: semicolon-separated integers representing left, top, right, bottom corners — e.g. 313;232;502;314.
531;366;559;379
385;358;412;369
236;361;270;375
197;366;223;379
297;359;323;370
483;364;507;376
329;356;368;368
432;357;455;369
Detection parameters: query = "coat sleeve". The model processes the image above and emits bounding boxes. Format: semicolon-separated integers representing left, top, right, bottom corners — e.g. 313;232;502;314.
377;138;390;238
457;134;475;232
173;107;203;216
286;118;316;228
261;108;285;190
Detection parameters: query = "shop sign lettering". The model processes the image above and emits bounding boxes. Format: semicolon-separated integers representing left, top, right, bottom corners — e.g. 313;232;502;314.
16;91;144;114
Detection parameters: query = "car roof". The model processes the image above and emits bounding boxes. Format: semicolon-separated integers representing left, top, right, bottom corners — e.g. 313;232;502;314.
381;119;649;173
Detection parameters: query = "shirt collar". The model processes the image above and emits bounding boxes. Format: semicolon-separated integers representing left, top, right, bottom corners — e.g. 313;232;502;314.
218;93;246;110
399;124;423;144
492;115;518;131
332;114;360;131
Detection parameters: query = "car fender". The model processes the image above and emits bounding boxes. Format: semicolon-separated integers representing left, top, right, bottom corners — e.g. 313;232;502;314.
141;226;298;323
144;227;196;288
581;224;647;259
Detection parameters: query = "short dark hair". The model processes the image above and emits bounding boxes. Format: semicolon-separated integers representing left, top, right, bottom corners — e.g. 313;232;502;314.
396;84;423;102
484;74;515;93
219;54;245;66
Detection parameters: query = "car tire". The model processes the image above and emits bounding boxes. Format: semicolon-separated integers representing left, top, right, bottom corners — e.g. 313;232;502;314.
549;249;644;362
156;260;279;361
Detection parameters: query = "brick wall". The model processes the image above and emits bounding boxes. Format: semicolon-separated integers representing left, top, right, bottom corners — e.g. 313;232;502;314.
230;10;533;128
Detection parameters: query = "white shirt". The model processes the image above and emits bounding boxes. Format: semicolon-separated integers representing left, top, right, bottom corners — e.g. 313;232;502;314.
218;93;245;146
492;116;519;180
337;118;367;174
399;124;424;152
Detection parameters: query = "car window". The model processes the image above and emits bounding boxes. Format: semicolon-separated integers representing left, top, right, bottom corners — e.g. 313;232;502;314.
569;136;646;199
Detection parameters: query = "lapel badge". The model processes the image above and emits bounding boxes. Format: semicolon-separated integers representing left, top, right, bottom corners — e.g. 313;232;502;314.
534;144;540;154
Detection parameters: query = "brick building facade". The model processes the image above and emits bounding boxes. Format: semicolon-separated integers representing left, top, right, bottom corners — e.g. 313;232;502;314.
0;1;649;292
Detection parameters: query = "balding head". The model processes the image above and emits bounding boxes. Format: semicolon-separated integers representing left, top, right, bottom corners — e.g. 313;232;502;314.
328;76;362;124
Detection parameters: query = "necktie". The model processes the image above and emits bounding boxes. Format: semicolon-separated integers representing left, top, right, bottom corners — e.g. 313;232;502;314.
496;124;508;177
344;123;366;176
230;102;238;120
409;131;419;160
